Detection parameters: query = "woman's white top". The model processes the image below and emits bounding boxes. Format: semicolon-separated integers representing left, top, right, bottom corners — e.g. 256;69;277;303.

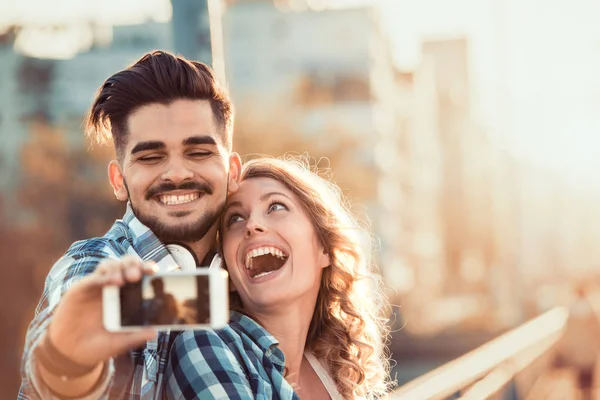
305;351;344;400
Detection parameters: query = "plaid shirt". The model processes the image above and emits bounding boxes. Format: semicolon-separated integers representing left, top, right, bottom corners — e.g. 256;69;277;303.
166;311;300;400
19;204;218;400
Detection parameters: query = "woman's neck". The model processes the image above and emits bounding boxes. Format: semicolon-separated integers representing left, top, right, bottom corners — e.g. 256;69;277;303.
251;303;314;381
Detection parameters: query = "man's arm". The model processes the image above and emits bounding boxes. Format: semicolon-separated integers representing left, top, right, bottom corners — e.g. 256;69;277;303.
20;252;156;399
166;330;254;400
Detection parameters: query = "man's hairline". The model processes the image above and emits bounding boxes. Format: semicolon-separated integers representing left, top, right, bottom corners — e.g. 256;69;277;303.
113;99;232;164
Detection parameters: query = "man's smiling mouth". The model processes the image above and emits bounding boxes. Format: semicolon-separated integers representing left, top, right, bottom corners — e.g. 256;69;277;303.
158;192;200;205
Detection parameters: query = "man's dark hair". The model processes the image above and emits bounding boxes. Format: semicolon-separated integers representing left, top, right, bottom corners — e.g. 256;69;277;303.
85;50;234;161
151;278;164;293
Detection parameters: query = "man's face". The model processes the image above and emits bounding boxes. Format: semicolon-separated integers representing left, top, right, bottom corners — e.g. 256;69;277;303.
110;99;238;243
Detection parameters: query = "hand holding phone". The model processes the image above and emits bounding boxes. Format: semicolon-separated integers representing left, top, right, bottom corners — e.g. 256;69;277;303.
43;257;158;373
103;267;229;332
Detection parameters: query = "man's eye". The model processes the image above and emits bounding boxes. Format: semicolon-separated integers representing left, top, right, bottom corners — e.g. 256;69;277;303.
268;202;287;213
139;156;163;162
189;151;211;158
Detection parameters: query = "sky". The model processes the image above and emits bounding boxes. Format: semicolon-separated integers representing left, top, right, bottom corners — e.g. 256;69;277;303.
1;0;600;182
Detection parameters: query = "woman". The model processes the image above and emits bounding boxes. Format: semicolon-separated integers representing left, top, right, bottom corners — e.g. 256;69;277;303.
166;156;392;399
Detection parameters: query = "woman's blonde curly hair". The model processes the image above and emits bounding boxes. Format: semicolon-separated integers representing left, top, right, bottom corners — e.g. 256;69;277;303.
224;155;393;399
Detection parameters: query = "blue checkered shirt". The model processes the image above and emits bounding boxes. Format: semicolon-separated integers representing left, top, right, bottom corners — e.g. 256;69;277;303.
18;203;215;400
166;311;301;400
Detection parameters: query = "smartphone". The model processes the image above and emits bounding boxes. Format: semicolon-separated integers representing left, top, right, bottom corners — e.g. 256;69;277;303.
103;268;229;332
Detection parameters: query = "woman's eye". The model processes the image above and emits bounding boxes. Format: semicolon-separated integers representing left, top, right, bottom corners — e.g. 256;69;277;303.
227;214;244;226
268;202;287;213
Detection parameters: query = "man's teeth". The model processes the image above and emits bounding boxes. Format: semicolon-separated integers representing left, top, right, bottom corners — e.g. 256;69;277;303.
244;246;287;270
159;193;199;205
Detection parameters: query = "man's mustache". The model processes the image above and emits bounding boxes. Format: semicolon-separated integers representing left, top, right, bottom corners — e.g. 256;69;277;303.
145;181;213;200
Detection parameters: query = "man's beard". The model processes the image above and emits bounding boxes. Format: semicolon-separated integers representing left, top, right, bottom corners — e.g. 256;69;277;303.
124;180;226;243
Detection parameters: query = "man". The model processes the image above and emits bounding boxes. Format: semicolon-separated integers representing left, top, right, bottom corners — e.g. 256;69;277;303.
146;278;179;325
19;50;241;399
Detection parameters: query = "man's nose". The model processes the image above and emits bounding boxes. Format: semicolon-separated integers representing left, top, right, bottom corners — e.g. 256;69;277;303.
161;158;193;183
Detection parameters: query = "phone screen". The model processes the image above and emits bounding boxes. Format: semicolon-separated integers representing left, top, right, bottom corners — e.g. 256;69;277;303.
119;274;210;327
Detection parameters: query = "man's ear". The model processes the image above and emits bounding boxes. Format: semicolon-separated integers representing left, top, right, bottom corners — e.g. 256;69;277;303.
108;161;128;202
227;152;242;194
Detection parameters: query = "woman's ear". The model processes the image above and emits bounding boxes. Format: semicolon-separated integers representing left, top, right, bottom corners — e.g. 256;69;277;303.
319;249;331;269
108;161;128;201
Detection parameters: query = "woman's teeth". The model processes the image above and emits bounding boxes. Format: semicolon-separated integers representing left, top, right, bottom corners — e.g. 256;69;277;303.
245;246;287;269
253;270;276;279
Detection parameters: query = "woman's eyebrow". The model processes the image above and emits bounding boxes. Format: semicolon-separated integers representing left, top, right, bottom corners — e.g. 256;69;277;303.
224;200;242;214
224;191;293;213
259;191;292;201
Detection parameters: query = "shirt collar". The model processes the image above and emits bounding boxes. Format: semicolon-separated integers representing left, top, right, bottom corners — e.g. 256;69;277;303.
230;311;285;367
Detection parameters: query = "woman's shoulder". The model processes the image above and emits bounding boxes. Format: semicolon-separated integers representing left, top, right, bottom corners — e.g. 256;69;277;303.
173;311;277;355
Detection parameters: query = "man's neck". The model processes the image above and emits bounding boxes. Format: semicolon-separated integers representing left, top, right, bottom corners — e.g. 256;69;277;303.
173;225;219;267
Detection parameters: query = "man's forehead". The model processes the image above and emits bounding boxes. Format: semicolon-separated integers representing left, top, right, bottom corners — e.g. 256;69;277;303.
125;100;223;147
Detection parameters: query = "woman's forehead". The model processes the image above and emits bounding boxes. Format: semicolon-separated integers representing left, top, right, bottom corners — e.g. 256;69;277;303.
228;176;291;202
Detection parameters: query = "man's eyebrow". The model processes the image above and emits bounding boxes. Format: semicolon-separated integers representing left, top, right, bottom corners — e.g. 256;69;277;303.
130;141;165;155
183;136;218;146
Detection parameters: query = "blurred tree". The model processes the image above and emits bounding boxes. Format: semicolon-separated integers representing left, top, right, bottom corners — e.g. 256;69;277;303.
0;122;122;397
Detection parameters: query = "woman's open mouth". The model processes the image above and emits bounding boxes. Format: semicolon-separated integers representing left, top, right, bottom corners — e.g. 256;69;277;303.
244;246;289;279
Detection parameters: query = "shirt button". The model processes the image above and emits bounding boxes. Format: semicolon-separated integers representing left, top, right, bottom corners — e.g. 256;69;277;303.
265;348;272;357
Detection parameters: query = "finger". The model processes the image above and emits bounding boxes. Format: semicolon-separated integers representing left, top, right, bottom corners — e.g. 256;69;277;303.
95;259;119;275
121;255;144;270
122;257;145;283
105;263;125;286
123;267;142;283
143;261;159;275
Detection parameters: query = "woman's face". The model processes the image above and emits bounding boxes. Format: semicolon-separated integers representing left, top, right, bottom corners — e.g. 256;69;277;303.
221;177;330;311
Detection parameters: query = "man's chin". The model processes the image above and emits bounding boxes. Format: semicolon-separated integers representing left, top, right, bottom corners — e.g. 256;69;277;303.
131;197;226;244
150;221;214;243
136;209;220;243
163;209;195;219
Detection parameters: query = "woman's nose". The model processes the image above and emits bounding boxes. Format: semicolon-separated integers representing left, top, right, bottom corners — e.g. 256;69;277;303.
245;217;266;238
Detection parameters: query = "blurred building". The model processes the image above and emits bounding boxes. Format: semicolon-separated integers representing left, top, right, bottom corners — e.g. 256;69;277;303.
222;0;404;273
50;22;172;141
171;0;212;63
0;0;217;224
0;22;173;223
0;29;30;193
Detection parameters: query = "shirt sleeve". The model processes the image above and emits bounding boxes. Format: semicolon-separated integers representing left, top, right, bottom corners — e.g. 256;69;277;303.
18;248;117;400
166;330;254;400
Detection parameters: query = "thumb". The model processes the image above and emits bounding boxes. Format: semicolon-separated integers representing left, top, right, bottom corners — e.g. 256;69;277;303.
112;329;157;355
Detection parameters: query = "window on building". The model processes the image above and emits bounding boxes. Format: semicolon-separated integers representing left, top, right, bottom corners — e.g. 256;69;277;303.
18;59;53;94
295;71;370;106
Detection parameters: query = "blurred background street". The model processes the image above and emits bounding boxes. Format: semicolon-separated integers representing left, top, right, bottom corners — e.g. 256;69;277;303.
2;0;600;398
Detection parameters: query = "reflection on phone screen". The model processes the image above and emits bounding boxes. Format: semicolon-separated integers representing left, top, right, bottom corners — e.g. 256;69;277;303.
119;274;210;327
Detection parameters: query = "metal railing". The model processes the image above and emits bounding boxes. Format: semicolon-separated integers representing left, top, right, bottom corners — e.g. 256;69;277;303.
390;306;569;400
